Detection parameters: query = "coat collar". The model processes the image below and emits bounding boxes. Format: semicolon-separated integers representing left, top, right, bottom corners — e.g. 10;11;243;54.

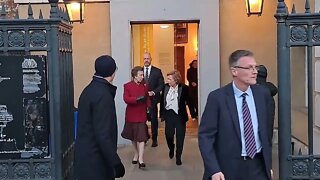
92;75;117;98
163;83;182;104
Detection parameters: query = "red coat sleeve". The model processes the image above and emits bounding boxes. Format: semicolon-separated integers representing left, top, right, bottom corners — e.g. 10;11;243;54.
123;83;137;104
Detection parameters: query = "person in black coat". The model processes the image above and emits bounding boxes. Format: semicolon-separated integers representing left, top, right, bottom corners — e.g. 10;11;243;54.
160;70;196;166
187;60;198;115
256;65;278;139
143;52;164;147
75;55;125;180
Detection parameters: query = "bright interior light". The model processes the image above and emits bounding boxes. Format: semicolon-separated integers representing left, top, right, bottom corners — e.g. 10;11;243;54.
160;25;169;29
193;38;198;51
70;3;80;11
250;0;259;5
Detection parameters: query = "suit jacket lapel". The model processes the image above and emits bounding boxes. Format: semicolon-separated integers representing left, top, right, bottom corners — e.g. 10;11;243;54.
251;86;265;139
149;66;154;80
225;83;241;141
163;85;169;106
178;84;182;103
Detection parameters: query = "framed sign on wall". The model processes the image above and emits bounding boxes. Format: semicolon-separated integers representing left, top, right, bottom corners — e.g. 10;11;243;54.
174;23;188;44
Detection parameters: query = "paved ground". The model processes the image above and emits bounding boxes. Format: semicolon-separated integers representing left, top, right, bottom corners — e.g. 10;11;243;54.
117;119;281;180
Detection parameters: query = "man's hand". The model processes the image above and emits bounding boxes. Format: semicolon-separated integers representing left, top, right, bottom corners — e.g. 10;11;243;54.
113;163;125;178
211;172;225;180
271;169;273;179
192;82;197;87
148;91;155;96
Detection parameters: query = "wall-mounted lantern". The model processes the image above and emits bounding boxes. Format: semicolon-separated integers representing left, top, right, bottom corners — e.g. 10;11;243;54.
63;0;85;23
246;0;264;16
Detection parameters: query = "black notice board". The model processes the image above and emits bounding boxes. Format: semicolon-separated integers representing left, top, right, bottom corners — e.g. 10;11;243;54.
0;55;48;159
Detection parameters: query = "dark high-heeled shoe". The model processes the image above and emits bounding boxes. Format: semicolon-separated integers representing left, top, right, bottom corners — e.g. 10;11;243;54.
132;160;138;164
138;162;146;168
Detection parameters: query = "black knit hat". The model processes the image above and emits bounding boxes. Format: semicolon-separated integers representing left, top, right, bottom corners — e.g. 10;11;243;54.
257;65;268;78
94;55;117;77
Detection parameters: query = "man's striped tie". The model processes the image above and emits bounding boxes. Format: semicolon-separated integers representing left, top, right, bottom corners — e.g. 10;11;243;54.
241;93;257;159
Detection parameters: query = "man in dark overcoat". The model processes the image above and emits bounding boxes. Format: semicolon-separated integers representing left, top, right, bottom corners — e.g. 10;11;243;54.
143;52;164;147
75;55;125;180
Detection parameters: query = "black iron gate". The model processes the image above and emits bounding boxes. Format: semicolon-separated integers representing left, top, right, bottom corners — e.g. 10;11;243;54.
0;1;74;179
275;0;320;179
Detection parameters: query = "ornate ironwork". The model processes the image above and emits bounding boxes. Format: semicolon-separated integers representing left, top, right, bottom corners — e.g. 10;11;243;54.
35;163;51;178
0;0;74;179
0;164;9;179
13;163;30;179
313;25;320;42
315;159;320;176
0;31;3;47
276;0;320;179
290;25;307;42
30;30;47;47
292;159;309;176
8;31;25;47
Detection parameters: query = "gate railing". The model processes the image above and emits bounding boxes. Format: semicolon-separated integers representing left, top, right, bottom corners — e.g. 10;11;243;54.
275;0;320;179
0;1;74;179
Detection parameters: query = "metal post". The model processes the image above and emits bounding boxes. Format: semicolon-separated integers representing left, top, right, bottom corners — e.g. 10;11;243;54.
307;25;314;178
306;31;313;156
48;0;62;179
275;1;291;179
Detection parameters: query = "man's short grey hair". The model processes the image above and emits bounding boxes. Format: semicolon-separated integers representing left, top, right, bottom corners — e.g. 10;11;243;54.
229;50;254;67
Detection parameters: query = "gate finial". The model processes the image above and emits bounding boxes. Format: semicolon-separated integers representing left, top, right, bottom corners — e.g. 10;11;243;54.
58;7;62;19
39;9;43;19
49;0;59;19
291;4;296;14
276;0;288;15
305;0;310;13
0;3;6;19
62;8;68;22
28;3;34;19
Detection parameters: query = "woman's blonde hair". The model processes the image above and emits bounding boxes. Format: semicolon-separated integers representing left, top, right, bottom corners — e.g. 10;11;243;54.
167;70;182;84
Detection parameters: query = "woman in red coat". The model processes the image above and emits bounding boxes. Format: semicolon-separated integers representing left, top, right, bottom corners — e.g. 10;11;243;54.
121;66;151;169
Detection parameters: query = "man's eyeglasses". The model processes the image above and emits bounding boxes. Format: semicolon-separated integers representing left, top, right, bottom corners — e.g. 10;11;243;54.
233;65;259;71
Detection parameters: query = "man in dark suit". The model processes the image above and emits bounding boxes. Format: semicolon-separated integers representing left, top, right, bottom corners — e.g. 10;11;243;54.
198;50;273;180
143;52;164;147
75;55;125;180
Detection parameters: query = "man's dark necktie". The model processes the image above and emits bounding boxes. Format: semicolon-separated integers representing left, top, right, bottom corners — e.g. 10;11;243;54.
241;93;256;158
145;67;149;82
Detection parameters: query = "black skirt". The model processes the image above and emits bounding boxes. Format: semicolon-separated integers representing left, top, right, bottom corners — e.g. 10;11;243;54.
121;122;150;142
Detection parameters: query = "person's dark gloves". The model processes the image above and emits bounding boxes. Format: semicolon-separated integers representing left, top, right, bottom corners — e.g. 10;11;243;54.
136;96;146;103
113;163;125;178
